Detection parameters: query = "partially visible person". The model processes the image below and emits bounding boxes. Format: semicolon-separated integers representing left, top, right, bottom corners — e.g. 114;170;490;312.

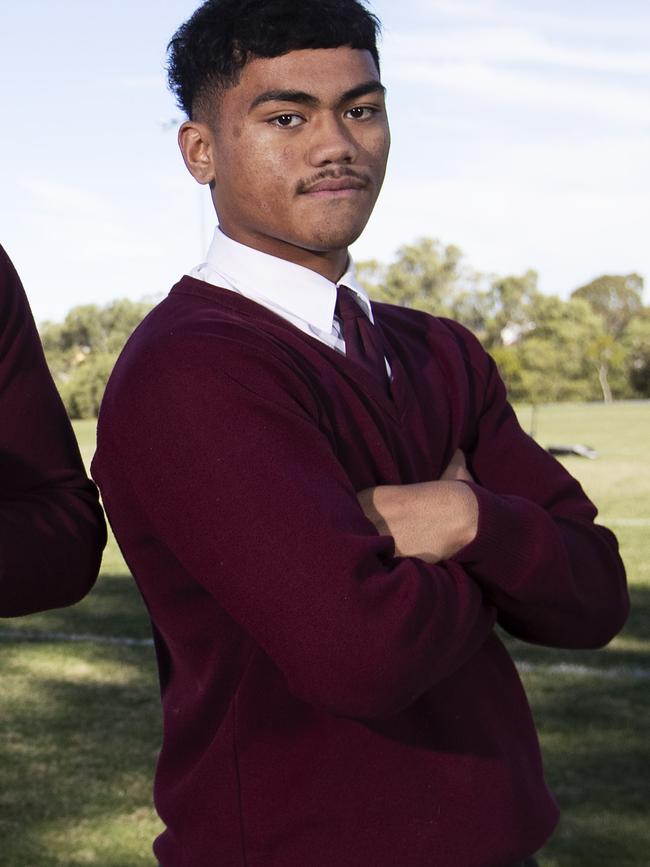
92;2;628;864
0;244;106;616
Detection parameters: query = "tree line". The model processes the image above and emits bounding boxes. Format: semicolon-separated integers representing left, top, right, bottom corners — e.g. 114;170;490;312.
40;299;155;419
357;239;648;405
40;238;649;418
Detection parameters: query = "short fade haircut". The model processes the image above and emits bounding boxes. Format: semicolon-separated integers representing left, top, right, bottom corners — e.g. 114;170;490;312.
167;0;381;119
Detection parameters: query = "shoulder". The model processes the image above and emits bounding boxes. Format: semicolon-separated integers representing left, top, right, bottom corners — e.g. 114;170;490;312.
435;316;494;385
0;244;15;284
373;301;493;384
100;277;319;427
0;244;41;354
0;245;24;314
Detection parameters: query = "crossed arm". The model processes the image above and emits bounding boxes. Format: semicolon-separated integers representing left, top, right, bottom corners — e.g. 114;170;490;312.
358;449;478;564
360;370;628;654
101;317;629;720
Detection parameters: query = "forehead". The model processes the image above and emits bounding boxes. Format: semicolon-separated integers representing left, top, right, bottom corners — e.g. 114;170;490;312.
231;47;381;105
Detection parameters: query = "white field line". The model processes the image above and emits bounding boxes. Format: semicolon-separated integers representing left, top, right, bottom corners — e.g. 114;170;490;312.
0;629;153;647
515;661;650;680
0;629;649;680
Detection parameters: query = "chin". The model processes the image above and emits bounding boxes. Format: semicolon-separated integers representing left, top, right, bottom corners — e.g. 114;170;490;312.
305;223;368;252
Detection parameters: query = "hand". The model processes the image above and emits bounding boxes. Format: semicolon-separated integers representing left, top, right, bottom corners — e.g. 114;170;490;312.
358;456;478;564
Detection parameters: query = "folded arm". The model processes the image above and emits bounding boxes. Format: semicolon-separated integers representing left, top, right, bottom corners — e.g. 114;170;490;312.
357;451;478;563
359;322;629;650
96;333;496;720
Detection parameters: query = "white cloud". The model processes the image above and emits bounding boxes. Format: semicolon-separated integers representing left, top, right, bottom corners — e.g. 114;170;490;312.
18;180;107;217
397;0;650;41
352;132;650;300
106;74;166;90
405;0;499;22
388;59;649;126
503;8;650;42
385;27;650;75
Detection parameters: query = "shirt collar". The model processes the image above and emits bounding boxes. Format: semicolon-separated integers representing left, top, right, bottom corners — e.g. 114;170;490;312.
201;228;373;331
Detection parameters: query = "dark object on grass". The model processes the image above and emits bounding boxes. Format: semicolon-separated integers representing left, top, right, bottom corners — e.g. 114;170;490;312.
547;444;598;460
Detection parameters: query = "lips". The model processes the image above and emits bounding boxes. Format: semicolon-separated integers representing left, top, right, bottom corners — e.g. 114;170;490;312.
301;175;368;194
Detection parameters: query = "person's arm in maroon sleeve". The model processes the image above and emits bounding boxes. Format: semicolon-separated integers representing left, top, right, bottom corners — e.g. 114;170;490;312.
359;320;629;650
453;332;629;649
0;246;106;616
97;333;495;720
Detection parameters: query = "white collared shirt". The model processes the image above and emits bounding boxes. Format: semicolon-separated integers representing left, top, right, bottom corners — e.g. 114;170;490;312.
188;227;377;357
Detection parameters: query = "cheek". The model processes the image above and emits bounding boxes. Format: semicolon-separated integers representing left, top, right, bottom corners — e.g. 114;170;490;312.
214;131;305;225
372;132;391;164
360;125;390;162
262;149;298;193
249;148;298;200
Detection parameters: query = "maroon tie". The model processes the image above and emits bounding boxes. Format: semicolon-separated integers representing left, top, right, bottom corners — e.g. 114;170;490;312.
335;284;388;391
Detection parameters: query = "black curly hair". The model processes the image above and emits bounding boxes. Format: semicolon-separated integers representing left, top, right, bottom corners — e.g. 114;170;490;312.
167;0;381;118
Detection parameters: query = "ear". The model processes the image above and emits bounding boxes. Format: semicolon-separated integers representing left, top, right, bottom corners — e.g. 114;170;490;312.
178;120;216;186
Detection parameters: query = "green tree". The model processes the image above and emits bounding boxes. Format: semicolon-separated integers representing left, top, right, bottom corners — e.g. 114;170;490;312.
510;296;606;403
490;345;524;396
485;270;539;348
449;270;540;352
572;273;644;338
571;273;647;399
450;289;493;345
622;313;650;397
40;298;153;418
358;238;469;315
60;353;117;419
352;237;647;405
584;334;626;403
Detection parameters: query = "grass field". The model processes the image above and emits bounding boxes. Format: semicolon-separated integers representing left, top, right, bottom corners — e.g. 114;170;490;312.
1;402;649;866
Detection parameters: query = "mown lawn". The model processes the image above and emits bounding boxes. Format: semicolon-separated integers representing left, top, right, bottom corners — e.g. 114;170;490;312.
0;403;648;866
506;401;650;867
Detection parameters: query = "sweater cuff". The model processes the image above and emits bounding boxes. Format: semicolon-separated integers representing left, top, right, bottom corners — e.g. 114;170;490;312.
450;481;553;592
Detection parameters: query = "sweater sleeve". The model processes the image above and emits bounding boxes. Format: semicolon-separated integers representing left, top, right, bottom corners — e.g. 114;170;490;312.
0;246;106;616
445;320;629;649
97;331;496;720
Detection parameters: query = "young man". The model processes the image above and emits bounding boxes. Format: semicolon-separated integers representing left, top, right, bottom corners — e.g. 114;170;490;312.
0;245;105;615
92;2;628;865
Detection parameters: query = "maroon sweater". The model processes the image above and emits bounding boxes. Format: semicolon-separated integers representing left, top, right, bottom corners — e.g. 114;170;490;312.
93;275;628;867
0;245;105;616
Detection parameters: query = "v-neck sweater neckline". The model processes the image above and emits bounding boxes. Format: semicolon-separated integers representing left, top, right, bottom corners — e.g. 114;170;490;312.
172;274;410;423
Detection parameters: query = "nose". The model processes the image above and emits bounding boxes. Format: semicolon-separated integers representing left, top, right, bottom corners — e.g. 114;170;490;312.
307;112;358;167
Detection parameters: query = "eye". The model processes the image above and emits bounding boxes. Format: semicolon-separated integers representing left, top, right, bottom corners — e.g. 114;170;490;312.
345;106;378;121
269;114;304;128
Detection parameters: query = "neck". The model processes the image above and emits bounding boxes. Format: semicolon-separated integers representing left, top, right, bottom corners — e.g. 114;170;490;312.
217;226;349;284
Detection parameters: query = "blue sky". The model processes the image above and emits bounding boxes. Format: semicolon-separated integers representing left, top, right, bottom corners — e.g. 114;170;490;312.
1;0;648;322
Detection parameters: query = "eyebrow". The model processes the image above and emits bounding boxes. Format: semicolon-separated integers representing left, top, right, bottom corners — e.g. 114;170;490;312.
249;80;386;112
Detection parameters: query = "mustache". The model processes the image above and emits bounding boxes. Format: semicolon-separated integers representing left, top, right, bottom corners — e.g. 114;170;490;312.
296;168;371;194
